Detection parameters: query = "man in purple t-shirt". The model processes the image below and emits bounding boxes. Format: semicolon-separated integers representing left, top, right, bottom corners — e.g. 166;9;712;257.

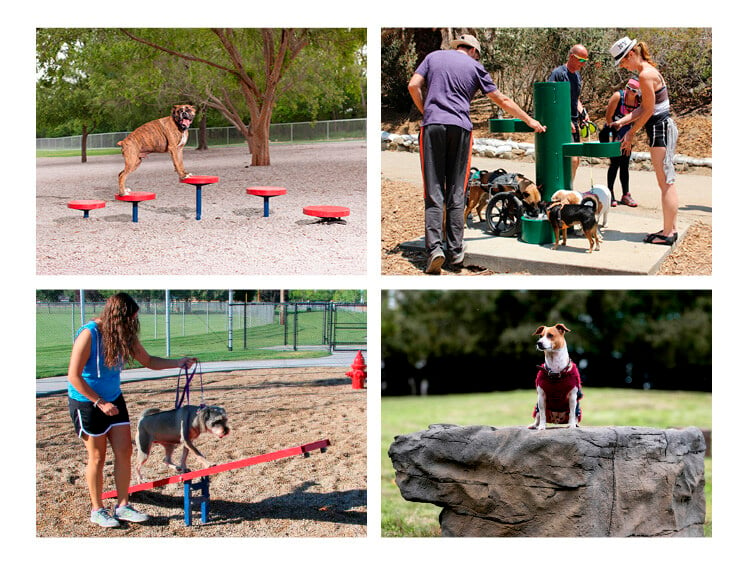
408;34;546;274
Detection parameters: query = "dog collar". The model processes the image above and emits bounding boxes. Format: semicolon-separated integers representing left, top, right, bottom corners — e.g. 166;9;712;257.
538;361;574;379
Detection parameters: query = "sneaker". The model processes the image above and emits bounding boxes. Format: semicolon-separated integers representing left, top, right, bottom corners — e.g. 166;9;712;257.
611;199;618;207
424;249;445;275
114;504;150;523
90;507;120;528
620;193;638;207
450;249;465;266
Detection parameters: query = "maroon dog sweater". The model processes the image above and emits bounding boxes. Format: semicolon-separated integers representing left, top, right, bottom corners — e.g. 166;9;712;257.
532;362;583;424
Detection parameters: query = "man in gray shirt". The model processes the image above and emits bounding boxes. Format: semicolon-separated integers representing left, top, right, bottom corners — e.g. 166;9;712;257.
548;44;589;180
408;34;545;274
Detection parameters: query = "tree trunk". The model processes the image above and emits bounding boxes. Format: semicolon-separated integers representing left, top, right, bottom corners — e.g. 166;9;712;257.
197;114;208;150
249;114;271;166
81;123;88;163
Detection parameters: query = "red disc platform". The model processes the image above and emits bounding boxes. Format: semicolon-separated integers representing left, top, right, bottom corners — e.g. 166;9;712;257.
247;187;287;197
68;199;106;211
303;205;350;218
115;192;156;222
115;191;156;202
179;177;218;220
180;175;220;185
247;187;286;217
68;199;106;218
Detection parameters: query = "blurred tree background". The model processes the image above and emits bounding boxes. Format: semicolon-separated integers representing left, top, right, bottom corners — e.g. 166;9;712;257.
382;28;711;120
381;290;711;395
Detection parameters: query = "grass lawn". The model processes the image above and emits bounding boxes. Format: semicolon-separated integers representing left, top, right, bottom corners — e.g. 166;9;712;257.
36;309;365;378
382;388;712;537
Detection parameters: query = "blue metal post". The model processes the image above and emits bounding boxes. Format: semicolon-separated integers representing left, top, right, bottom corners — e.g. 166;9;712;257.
132;202;139;223
183;477;211;525
184;480;192;526
195;186;202;220
263;196;270;217
200;477;210;524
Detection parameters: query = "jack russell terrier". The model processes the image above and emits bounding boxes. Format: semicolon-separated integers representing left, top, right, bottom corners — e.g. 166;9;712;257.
529;324;583;430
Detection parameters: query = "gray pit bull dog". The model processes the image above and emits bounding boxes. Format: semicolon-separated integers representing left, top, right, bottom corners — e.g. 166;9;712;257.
134;405;230;482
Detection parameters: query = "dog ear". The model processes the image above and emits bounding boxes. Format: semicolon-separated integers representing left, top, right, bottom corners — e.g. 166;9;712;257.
555;323;571;334
533;326;546;336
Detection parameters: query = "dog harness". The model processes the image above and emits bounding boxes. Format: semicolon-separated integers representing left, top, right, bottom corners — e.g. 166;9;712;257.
533;361;583;424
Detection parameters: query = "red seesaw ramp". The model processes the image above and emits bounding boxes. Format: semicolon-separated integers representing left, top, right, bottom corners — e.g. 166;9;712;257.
102;439;330;499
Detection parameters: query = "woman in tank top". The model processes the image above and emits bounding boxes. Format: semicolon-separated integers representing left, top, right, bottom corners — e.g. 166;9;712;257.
609;37;680;246
602;78;641;207
67;292;198;527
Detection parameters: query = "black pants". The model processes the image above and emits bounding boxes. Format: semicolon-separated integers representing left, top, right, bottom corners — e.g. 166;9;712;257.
607;154;632;198
419;124;472;258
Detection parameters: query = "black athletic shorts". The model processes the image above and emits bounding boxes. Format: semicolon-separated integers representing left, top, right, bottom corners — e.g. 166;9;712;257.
69;394;130;438
646;116;670;148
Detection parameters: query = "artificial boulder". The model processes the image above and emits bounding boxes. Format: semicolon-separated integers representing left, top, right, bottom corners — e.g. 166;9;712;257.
388;424;706;537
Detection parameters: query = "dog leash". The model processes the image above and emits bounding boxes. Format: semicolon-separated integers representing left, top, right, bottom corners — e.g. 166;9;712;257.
175;360;204;409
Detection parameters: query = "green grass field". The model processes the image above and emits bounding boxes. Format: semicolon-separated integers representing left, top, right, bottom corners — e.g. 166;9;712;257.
381;388;712;537
37;309;366;378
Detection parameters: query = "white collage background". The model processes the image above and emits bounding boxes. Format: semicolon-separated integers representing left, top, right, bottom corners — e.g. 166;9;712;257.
11;2;738;563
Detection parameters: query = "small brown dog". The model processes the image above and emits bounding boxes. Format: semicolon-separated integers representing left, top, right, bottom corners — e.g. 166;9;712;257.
463;170;489;224
547;199;601;253
117;104;196;195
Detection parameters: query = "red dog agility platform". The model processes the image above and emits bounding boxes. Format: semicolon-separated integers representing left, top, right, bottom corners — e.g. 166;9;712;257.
180;175;219;220
247;186;286;217
102;439;330;525
303;205;350;224
68;199;106;218
115;192;156;223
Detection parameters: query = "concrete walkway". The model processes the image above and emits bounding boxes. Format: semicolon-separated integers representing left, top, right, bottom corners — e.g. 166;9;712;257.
36;349;361;397
383;150;711;274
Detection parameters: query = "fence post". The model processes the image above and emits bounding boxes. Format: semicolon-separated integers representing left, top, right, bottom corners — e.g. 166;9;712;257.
79;290;85;328
165;290;171;357
227;290;234;352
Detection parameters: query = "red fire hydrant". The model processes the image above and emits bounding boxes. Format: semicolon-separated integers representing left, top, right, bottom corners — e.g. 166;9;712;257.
346;350;367;389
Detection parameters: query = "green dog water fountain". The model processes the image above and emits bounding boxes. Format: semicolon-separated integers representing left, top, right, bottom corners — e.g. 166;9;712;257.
489;81;621;245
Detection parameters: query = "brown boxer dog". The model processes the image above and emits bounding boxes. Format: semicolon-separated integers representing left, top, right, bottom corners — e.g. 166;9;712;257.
117;104;196;195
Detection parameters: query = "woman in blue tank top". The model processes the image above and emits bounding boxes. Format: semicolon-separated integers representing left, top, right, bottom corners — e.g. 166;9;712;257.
67;292;197;527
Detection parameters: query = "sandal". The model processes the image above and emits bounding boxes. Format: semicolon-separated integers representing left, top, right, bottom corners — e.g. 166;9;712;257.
643;232;678;245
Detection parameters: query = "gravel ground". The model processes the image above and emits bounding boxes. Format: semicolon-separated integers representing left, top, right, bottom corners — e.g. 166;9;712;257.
36;142;367;276
36;367;366;537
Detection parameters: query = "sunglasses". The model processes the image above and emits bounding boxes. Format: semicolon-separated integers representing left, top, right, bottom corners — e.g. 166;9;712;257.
626;85;641;94
572;53;588;63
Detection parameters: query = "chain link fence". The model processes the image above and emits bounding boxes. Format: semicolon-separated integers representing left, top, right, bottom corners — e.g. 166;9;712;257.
36;118;366;151
36;300;367;377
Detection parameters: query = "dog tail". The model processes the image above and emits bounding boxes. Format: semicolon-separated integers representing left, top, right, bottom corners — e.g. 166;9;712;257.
581;196;597;209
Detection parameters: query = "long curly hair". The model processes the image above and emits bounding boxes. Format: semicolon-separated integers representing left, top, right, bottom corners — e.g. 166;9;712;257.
99;292;140;368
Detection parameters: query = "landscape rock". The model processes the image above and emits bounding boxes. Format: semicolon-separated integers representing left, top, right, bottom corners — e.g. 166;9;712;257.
389;424;705;537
